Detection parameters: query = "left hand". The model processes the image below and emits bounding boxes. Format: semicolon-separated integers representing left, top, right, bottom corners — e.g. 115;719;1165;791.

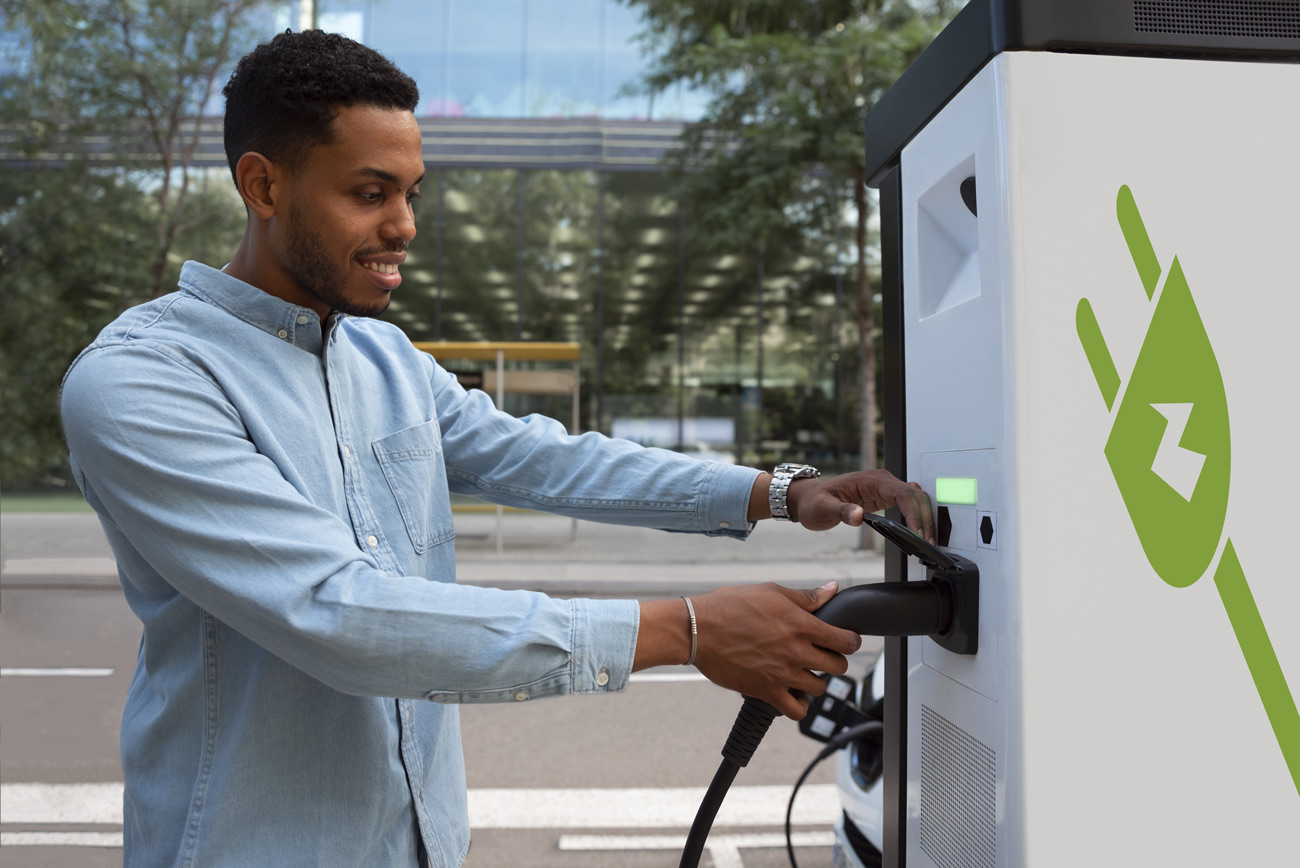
785;469;935;542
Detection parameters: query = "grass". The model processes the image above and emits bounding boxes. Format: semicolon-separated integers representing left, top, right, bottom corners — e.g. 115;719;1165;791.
1;492;94;513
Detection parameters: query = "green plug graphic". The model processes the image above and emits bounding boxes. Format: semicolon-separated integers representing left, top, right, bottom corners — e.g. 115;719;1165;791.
1077;186;1300;797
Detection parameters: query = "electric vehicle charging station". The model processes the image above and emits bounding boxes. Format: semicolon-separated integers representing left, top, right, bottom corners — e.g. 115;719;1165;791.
845;1;1300;866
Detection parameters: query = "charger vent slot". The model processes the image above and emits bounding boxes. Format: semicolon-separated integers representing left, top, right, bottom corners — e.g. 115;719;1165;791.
1134;0;1300;38
919;705;997;868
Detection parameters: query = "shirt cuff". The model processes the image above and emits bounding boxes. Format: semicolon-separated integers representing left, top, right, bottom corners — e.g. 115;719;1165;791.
569;597;640;693
696;462;763;539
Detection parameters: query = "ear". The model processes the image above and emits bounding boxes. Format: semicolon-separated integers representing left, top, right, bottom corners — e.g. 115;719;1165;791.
233;152;282;219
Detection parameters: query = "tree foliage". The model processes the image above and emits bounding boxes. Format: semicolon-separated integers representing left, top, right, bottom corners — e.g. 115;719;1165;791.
3;0;267;297
0;0;260;490
625;0;958;539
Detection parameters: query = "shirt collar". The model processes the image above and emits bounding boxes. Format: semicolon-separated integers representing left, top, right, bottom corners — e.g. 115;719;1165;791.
177;261;336;352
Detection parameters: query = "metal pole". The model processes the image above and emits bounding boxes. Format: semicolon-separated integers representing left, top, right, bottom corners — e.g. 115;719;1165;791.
496;348;506;554
435;172;445;340
595;173;606;432
677;208;686;451
756;251;765;462
834;182;845;469
516;172;526;342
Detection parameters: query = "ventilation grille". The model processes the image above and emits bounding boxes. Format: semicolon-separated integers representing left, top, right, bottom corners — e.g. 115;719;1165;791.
919;706;997;868
1134;0;1300;39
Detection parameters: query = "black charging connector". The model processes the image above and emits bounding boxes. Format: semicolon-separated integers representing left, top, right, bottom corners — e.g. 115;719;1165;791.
678;514;980;868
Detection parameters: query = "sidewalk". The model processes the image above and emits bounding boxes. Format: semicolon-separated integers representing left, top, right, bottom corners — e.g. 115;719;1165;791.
0;510;886;598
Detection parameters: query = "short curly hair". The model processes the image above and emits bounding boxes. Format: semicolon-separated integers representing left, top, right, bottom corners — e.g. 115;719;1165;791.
221;29;420;183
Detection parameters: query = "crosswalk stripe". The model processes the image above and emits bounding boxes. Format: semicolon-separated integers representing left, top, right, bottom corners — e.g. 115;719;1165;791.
1;832;124;847
2;782;839;829
1;668;114;677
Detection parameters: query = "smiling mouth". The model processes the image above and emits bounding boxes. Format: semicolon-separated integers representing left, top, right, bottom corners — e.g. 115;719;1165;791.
360;261;399;275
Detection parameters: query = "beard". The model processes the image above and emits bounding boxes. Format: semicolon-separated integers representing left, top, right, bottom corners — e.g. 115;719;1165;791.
282;202;394;318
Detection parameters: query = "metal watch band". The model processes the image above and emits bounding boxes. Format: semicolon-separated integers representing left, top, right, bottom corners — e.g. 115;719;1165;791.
768;463;820;522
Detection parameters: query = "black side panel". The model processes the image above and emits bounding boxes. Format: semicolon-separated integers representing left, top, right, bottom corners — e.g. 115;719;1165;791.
878;165;909;868
864;0;1007;187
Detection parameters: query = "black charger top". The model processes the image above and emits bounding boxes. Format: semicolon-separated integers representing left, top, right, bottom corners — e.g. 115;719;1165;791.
864;0;1300;186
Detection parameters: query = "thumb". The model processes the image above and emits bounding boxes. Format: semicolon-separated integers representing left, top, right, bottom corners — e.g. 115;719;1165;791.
798;580;840;611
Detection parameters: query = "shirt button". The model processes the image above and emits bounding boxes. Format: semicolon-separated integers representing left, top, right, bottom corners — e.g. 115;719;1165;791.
719;521;731;529
513;691;529;702
596;669;610;687
343;445;351;459
297;314;309;324
277;328;288;339
366;534;378;548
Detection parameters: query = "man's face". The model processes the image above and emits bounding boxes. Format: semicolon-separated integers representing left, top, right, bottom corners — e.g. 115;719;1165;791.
273;104;424;318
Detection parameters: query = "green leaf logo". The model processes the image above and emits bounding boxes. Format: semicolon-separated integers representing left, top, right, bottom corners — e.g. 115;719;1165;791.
1078;186;1300;796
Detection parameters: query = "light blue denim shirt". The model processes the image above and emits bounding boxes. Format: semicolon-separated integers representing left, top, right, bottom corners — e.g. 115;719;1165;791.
60;261;761;868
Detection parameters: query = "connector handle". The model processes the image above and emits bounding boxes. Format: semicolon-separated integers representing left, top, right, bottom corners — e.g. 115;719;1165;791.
813;581;952;637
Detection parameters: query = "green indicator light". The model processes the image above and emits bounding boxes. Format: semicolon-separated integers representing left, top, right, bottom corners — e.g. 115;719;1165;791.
936;476;977;505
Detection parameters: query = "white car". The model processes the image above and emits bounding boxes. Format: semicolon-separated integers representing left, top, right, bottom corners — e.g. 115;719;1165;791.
831;658;885;868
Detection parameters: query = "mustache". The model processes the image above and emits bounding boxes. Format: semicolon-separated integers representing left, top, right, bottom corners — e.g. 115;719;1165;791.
354;241;409;258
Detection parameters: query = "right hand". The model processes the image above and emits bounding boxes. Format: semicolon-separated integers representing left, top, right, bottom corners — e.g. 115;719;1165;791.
691;581;861;719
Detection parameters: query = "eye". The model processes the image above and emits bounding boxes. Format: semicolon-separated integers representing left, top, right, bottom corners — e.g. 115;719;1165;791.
407;190;421;205
357;190;383;203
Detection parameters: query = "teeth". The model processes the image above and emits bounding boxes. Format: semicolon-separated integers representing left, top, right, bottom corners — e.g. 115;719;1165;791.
361;262;399;275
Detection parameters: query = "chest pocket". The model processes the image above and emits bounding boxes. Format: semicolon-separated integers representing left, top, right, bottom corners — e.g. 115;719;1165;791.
372;419;454;554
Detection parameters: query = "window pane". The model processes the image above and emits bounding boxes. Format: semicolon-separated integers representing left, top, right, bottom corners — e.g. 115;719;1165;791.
446;0;525;117
525;0;601;117
602;0;652;120
521;170;598;343
319;0;449;117
440;169;521;340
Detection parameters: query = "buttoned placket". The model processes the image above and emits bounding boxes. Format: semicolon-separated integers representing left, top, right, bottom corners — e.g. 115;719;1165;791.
322;319;390;571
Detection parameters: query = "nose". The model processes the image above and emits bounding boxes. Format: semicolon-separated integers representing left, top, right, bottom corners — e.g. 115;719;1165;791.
381;198;417;244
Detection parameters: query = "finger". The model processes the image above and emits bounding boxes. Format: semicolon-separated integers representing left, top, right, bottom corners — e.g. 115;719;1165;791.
909;482;936;543
807;622;862;658
838;503;864;527
790;669;831;697
898;487;927;539
791;580;839;613
807;646;851;677
773;688;811;720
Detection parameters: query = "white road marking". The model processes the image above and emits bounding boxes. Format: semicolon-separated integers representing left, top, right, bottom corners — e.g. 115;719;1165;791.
3;782;838;830
0;832;124;848
628;671;707;683
467;784;837;828
560;832;835;868
1;667;114;677
1;783;123;824
0;557;118;576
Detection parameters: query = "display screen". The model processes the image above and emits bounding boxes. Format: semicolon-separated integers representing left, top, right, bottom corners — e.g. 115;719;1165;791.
935;476;977;505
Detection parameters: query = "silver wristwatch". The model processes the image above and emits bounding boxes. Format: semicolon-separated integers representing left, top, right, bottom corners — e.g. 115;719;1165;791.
768;463;820;521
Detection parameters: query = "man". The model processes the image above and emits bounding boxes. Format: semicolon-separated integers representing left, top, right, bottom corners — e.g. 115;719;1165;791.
60;29;934;868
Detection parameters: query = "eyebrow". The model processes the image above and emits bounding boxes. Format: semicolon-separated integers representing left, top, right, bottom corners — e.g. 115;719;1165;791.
355;167;425;187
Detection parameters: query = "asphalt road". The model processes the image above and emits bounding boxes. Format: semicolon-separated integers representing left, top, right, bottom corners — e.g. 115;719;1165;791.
1;576;882;868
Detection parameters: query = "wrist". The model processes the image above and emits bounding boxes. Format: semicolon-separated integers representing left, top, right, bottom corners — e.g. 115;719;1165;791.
767;463;821;522
785;477;818;524
633;598;695;670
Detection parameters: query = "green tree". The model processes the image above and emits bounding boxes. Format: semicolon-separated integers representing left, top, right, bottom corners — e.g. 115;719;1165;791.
625;0;959;540
0;0;262;490
3;0;267;298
